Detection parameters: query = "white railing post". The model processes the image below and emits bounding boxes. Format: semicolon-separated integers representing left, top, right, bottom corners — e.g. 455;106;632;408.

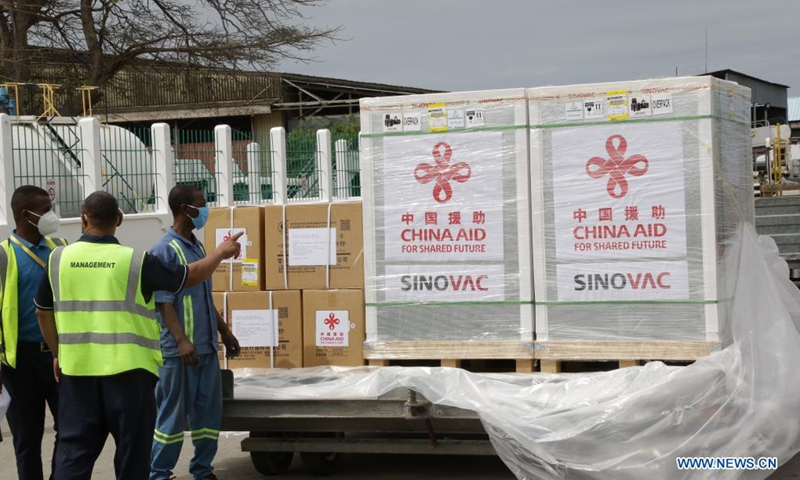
151;123;174;214
270;127;287;205
316;129;332;203
0;114;14;225
246;142;261;204
215;125;234;207
334;139;349;199
78;117;103;196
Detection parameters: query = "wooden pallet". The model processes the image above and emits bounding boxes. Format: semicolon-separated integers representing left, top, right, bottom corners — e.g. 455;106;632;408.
364;341;535;373
535;340;723;374
368;358;536;373
362;340;722;374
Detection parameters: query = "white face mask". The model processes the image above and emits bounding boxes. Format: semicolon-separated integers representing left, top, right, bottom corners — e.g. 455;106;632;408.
27;210;61;235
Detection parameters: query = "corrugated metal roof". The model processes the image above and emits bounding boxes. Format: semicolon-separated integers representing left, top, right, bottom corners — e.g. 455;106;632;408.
789;97;800;122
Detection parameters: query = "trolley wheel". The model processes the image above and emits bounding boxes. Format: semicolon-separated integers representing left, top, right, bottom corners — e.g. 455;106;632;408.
250;451;294;475
300;452;342;476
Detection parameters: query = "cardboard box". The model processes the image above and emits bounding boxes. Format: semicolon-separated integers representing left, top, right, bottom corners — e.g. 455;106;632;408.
206;206;265;292
213;291;303;369
264;202;364;290
302;289;365;367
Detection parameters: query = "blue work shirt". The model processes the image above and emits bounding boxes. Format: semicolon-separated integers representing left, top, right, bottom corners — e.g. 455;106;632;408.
149;228;218;357
11;231;53;343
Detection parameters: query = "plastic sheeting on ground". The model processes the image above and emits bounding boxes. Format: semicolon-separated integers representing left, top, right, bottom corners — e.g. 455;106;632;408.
232;225;800;480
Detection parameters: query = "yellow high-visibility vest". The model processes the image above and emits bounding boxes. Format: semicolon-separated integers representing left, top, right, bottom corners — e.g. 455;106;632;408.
0;236;67;367
48;242;162;376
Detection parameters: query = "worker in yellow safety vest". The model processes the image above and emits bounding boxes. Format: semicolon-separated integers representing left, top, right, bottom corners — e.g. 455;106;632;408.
0;185;67;480
35;191;243;480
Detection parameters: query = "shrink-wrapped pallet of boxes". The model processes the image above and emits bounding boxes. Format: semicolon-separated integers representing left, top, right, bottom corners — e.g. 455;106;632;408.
527;76;754;371
359;89;534;368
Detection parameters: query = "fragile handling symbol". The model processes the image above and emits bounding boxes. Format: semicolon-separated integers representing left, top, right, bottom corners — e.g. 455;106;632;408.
585;135;648;199
324;313;340;330
414;142;471;204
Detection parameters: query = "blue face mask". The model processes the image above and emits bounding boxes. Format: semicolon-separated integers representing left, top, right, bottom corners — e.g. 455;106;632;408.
186;205;209;230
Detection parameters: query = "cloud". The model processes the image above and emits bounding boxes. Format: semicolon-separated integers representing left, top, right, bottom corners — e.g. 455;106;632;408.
280;0;798;93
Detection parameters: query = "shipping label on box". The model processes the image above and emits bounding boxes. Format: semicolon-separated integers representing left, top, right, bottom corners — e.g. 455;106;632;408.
231;309;278;348
315;310;350;347
550;122;689;301
214;291;303;369
288;228;337;266
382;133;505;263
552;123;687;261
303;289;364;367
265;203;364;290
206;207;265;291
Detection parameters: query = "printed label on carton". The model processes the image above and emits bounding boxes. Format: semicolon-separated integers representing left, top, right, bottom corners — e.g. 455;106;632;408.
316;310;350;347
565;101;584;121
583;99;605;120
288;228;337;266
403;112;422;131
383;132;505;262
606;90;629;121
465;108;485;127
428;103;447;132
383;112;403;132
241;259;259;286
215;228;247;261
551;122;687;262
232;309;278;347
651;94;674;115
447;109;465;129
557;260;690;301
629;96;652;117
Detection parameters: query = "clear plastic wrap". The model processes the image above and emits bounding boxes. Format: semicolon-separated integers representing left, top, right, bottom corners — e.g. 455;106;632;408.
528;77;754;350
359;90;533;359
232;225;800;479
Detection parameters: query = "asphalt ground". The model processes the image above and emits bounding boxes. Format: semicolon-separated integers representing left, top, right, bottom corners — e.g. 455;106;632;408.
2;412;800;479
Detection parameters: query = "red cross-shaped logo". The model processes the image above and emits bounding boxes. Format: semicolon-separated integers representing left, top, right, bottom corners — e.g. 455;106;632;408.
585;135;648;199
324;313;340;330
414;142;471;204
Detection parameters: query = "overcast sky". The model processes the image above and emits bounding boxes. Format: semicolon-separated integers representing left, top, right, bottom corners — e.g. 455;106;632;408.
278;0;798;95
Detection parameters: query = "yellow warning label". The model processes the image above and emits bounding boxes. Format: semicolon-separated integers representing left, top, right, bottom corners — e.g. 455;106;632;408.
606;90;629;121
241;258;259;286
428;102;447;132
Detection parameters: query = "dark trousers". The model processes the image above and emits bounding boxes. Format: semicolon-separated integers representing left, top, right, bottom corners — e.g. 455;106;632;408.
1;347;59;480
54;369;157;480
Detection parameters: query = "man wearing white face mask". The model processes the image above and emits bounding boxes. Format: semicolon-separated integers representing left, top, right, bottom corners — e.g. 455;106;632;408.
0;185;67;480
149;185;240;480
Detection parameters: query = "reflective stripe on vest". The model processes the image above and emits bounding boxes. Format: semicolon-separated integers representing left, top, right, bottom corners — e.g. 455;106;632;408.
49;244;161;376
168;240;194;342
59;332;160;350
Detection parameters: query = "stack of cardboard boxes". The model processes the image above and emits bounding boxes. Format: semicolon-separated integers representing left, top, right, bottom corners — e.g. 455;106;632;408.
206;202;365;369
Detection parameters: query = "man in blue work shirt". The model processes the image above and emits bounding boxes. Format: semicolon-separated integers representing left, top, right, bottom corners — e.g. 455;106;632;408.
0;185;67;480
149;185;241;480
